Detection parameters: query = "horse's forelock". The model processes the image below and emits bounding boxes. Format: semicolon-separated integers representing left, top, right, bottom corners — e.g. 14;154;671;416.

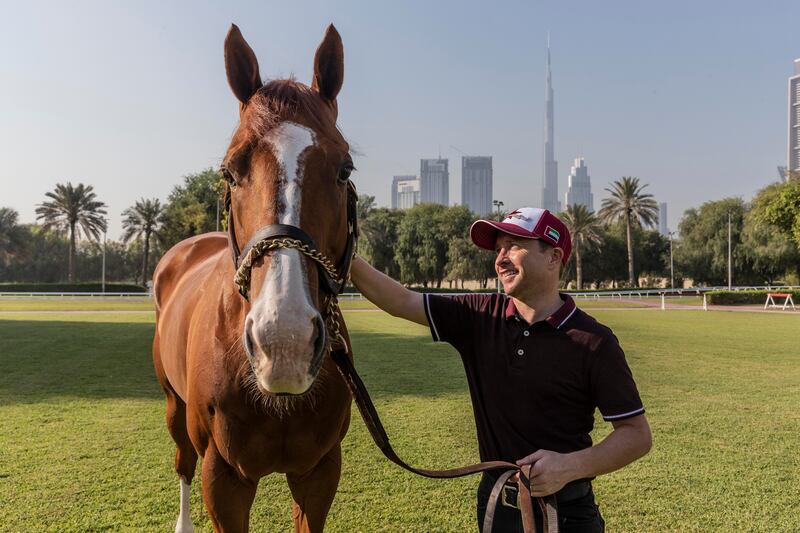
250;79;337;141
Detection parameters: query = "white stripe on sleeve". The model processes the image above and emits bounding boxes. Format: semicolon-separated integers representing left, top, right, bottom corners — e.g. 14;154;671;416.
602;407;645;421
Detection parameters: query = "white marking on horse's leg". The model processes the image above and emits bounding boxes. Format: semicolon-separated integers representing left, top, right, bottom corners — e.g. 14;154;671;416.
175;476;194;533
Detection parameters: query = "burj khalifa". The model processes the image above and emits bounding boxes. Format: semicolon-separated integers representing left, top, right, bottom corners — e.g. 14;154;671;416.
541;38;560;213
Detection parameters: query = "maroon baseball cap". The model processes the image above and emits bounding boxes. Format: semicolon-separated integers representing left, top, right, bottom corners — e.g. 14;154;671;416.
469;207;572;264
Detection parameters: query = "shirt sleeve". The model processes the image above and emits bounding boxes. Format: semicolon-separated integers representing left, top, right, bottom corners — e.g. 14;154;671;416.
423;293;487;352
589;334;645;422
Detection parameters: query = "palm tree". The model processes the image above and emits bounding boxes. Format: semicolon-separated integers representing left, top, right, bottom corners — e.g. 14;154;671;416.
121;198;164;286
35;183;107;282
598;177;659;287
0;207;27;264
561;204;602;290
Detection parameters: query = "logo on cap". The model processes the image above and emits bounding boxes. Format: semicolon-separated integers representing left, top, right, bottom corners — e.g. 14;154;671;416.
544;226;560;243
507;210;530;222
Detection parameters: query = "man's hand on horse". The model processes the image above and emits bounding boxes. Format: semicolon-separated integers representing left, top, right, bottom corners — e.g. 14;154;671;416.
515;449;574;497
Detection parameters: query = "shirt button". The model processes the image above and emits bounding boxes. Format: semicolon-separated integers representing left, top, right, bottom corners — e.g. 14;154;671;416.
523;330;530;337
517;349;524;356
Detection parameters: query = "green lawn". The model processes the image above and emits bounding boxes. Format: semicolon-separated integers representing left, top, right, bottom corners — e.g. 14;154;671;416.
0;298;155;312
1;307;798;532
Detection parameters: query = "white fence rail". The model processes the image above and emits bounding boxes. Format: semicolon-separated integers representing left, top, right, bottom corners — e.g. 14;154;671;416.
0;292;151;300
1;286;798;301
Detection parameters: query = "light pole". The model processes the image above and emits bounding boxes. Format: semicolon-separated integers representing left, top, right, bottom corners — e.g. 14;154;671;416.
668;231;675;290
492;200;504;293
101;219;107;293
727;212;732;289
492;200;504;217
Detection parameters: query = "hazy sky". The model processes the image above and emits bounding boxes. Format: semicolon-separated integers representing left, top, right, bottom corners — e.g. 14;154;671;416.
2;0;798;240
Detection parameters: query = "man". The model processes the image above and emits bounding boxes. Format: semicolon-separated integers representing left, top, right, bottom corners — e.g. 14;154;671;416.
349;207;652;532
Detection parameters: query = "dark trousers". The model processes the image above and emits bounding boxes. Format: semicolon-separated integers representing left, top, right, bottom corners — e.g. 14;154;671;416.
476;472;605;533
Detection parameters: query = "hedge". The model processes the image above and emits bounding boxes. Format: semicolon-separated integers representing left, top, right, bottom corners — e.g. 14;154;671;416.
705;289;800;305
0;283;147;293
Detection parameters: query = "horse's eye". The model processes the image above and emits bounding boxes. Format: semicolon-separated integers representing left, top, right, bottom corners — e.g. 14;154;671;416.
221;166;237;187
338;163;355;183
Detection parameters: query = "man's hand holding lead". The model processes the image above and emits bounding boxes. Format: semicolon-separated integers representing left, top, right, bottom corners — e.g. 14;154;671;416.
516;449;576;497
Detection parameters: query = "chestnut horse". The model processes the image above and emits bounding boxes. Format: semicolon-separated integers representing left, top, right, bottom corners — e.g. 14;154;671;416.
152;24;356;533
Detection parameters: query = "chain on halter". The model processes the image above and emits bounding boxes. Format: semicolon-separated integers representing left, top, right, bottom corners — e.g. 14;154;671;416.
233;237;342;299
234;237;350;353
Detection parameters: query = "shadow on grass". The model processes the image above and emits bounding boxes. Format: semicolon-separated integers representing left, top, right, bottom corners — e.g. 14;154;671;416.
0;320;469;405
0;320;161;404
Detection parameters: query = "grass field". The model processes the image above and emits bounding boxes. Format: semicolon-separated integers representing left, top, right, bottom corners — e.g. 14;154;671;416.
0;295;691;313
1;302;799;532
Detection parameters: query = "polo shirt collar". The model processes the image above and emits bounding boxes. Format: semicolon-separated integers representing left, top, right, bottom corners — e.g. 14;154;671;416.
504;293;577;329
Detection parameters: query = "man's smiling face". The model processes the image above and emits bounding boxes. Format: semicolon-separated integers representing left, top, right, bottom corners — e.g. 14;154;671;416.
494;234;557;297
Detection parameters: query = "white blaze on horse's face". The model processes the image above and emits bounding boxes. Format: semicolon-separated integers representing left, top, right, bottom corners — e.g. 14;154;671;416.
244;122;325;395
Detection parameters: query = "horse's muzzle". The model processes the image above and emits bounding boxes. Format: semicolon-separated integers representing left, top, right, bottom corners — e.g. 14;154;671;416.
242;311;327;395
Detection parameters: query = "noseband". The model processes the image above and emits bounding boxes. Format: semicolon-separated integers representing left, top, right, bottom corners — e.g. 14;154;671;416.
226;179;359;350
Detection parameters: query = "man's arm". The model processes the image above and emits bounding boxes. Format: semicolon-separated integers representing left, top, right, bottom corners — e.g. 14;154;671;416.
516;414;652;497
349;255;427;326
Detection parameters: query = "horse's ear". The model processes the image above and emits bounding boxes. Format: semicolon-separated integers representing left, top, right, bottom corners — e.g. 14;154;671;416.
311;24;344;104
224;24;262;105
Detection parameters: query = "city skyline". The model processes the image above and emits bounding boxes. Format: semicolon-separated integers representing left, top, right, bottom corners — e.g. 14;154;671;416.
2;2;798;239
461;156;493;216
420;158;449;206
789;58;800;177
564;157;593;212
541;37;560;213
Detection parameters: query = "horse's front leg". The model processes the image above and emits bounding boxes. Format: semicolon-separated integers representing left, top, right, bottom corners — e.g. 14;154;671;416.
286;443;342;533
201;443;258;533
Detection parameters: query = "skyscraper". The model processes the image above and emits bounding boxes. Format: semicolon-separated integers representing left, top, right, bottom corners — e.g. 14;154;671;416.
659;203;668;237
461;156;493;215
420;158;449;206
789;58;800;179
392;175;419;210
541;37;559;213
563;157;593;212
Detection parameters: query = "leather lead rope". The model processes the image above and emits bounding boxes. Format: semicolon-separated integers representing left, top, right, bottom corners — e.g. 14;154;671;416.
329;347;559;533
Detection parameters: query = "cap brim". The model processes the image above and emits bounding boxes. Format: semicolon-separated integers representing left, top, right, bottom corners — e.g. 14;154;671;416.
469;220;539;251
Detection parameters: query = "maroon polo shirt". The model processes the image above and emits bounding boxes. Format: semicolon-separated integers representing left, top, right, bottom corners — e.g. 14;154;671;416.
423;292;644;463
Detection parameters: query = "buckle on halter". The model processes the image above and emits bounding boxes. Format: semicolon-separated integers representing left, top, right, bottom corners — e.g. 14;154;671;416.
501;484;520;509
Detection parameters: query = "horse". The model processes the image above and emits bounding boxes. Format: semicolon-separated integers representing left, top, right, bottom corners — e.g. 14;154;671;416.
152;24;356;533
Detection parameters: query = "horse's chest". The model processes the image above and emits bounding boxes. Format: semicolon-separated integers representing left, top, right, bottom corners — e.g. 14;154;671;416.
208;404;345;477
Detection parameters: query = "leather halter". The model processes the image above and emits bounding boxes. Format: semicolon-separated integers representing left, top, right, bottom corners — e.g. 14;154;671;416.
227;179;358;301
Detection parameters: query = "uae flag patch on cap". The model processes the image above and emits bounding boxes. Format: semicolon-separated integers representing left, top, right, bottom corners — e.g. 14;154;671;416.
545;226;560;243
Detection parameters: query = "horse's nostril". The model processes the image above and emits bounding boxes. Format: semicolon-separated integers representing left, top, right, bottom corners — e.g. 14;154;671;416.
243;327;255;359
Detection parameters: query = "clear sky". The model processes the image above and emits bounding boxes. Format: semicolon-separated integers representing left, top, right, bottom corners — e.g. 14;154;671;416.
1;0;798;240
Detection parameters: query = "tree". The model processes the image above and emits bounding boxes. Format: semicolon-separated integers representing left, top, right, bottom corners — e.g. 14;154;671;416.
161;168;224;248
635;230;669;282
357;194;376;221
122;198;165;285
0;207;27;265
744;183;800;282
560;204;602;290
359;208;404;279
598;177;659;287
674;198;749;285
761;179;800;247
395;204;449;287
35;182;107;282
445;237;495;288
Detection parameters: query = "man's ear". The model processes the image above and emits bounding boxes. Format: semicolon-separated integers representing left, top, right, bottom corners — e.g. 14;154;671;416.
551;247;565;266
